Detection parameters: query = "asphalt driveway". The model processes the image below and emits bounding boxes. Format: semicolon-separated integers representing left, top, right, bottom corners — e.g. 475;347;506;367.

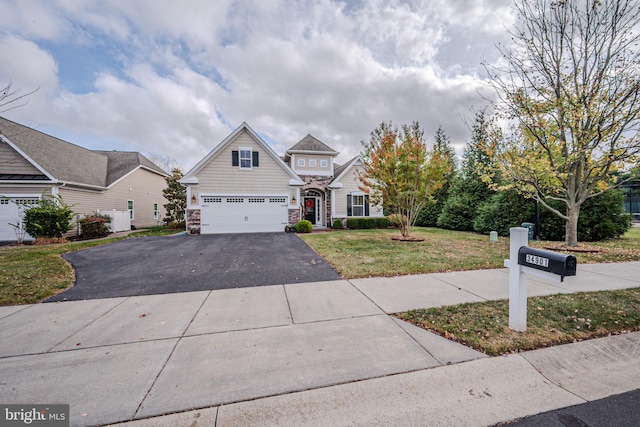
48;233;341;301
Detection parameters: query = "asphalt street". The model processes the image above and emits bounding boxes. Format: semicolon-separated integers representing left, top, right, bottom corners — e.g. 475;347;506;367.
49;233;340;301
501;388;640;427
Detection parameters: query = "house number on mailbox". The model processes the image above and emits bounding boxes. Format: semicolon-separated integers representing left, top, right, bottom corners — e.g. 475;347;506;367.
525;254;549;268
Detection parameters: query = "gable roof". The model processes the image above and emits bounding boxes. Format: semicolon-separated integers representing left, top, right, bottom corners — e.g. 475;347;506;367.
0;116;168;188
329;156;363;189
286;134;339;155
181;122;304;186
94;151;169;186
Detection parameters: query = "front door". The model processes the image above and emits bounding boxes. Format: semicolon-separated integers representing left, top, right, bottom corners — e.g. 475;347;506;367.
304;197;316;224
303;196;322;225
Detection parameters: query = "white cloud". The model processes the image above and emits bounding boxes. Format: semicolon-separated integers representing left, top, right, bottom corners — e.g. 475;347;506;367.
0;0;515;170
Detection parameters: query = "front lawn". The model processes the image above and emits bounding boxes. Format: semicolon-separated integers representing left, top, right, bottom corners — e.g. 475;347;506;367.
299;227;640;279
0;228;180;306
302;226;640;355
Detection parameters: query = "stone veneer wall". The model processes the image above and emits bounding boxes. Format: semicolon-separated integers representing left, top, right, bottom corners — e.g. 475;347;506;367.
299;175;333;227
187;209;201;234
288;209;300;224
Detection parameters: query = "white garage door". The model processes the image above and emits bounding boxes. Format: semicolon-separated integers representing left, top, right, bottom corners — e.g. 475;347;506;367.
200;195;288;234
0;197;38;242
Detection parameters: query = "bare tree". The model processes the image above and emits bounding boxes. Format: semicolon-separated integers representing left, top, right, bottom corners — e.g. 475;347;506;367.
484;0;640;246
0;80;39;114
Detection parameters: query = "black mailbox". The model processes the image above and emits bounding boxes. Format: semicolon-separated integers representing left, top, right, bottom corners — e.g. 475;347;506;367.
517;247;577;278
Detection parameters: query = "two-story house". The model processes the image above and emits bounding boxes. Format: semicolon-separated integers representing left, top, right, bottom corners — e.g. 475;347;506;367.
180;122;383;234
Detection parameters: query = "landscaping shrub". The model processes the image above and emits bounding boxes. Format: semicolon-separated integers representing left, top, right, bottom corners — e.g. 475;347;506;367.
166;221;186;230
346;217;389;229
473;189;532;236
295;219;313;233
79;214;112;239
540;190;632;241
472;188;631;241
332;219;344;229
23;195;74;239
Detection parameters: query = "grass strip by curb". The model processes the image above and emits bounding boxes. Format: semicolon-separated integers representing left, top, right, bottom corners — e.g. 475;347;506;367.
397;288;640;356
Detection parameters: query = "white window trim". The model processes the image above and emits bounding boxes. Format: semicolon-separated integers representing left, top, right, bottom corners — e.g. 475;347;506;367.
309;159;317;167
297;159;305;167
153;202;159;220
351;192;365;217
127;200;134;220
320;159;328;167
239;147;252;170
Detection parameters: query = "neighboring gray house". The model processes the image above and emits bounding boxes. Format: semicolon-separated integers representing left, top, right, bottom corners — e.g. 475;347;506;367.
0;116;169;241
180;122;383;234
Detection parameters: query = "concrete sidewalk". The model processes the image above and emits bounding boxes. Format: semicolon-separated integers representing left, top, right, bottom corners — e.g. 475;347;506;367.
0;262;638;426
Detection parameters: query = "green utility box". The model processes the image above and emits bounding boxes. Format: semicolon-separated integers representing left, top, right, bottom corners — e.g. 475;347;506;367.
521;222;535;240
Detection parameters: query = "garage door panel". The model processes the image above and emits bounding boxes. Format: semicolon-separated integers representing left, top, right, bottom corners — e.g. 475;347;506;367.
201;196;288;234
0;198;37;242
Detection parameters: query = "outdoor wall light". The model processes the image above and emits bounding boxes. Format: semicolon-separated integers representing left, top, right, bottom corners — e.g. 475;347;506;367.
191;194;197;203
291;196;297;205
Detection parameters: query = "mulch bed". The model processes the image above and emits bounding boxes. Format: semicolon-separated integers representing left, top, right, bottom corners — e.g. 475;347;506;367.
543;244;602;253
391;235;425;242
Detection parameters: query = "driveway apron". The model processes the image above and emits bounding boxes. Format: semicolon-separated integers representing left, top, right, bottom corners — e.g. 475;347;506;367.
49;233;340;301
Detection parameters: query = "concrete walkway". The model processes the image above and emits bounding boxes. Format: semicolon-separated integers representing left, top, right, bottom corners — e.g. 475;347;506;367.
0;262;638;426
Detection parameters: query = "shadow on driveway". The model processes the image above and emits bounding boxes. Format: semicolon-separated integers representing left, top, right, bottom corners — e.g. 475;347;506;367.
48;233;341;301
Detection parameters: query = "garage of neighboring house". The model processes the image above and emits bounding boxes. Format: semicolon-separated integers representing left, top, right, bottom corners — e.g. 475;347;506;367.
199;195;289;234
0;196;40;242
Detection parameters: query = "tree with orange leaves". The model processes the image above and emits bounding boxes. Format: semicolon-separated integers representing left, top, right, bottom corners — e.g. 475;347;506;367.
359;121;448;238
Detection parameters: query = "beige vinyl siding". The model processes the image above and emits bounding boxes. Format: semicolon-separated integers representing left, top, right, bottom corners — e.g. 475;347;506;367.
59;168;168;228
196;129;291;194
103;168;167;227
291;154;333;175
333;165;383;217
0;185;52;198
58;187;103;217
0;142;43;175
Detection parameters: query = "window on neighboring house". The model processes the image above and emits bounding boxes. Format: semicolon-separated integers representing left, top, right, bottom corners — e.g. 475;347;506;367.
309;159;317;167
232;148;259;169
127;200;134;220
320;159;328;167
347;193;369;217
153;202;159;220
298;159;305;167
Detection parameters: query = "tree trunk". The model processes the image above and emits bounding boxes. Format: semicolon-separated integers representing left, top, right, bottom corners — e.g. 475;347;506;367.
565;205;580;247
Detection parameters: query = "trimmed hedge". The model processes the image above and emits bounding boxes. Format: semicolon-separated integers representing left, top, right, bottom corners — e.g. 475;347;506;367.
332;219;344;229
346;217;389;229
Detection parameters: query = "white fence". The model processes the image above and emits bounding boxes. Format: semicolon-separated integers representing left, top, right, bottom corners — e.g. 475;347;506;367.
97;210;131;232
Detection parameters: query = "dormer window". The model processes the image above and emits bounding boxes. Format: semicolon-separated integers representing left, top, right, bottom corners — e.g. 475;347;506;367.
309;159;316;167
298;159;305;167
321;159;328;167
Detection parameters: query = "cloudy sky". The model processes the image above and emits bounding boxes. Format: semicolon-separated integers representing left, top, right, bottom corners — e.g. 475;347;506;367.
0;0;515;171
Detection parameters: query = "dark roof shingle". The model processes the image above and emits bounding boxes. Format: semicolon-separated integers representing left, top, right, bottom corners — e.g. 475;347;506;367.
0;117;167;187
287;134;338;154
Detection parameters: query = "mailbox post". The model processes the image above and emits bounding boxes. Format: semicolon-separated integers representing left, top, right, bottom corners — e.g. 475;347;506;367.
504;227;577;331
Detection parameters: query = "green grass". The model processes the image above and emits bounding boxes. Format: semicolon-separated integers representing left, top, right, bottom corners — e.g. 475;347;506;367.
300;227;640;279
0;227;180;305
398;288;640;356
